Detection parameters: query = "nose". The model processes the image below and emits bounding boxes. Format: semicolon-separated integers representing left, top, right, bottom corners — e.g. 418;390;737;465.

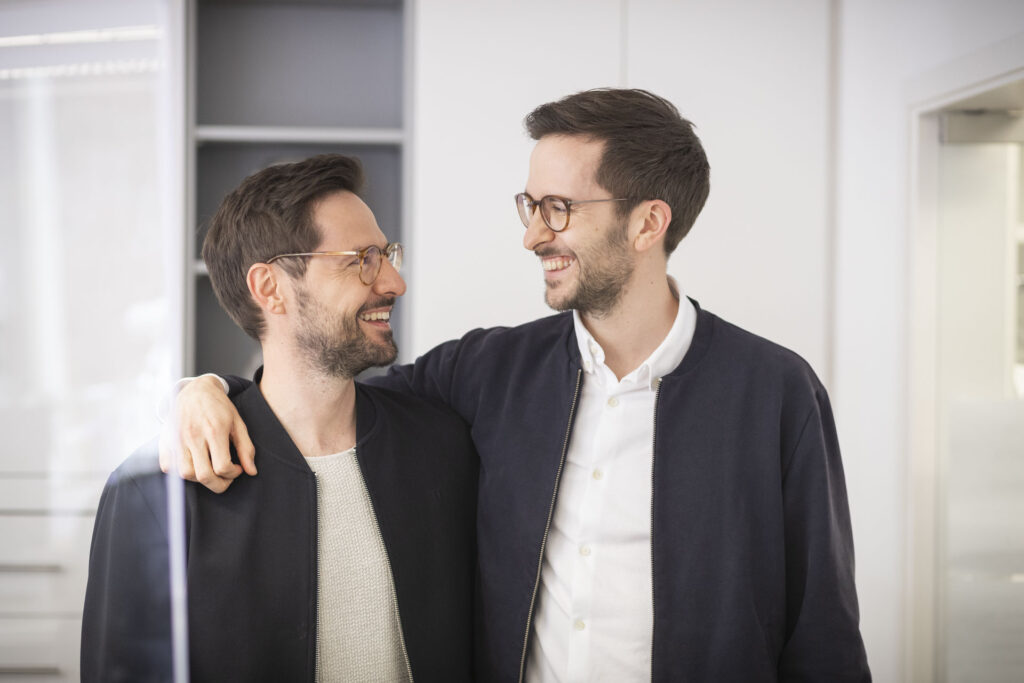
522;207;554;252
373;257;407;298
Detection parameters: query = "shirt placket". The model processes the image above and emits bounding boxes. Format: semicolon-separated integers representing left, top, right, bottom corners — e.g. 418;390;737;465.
566;362;630;682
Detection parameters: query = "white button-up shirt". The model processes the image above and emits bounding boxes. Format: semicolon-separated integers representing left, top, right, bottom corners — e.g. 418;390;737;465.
526;288;698;682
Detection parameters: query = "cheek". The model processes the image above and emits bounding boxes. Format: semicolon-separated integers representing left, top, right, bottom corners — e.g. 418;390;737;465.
318;292;364;317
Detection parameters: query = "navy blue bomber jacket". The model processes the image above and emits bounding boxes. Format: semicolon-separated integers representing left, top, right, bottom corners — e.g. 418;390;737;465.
375;300;871;682
82;379;478;682
211;300;870;681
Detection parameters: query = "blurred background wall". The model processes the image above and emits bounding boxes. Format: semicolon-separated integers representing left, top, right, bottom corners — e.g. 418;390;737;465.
1;0;1022;680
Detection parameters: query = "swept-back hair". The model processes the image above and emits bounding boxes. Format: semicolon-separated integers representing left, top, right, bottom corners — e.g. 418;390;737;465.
203;154;365;339
525;88;710;254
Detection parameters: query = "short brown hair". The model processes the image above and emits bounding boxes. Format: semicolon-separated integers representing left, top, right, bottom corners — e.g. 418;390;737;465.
202;154;364;340
524;88;710;254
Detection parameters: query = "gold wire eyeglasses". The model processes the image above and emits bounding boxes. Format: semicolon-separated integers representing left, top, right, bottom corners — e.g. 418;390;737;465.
267;242;403;286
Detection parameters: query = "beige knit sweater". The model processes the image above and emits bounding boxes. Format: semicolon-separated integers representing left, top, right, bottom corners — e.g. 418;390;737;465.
305;448;412;682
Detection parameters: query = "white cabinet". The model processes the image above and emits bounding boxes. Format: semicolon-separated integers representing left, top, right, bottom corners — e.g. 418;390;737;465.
0;618;82;682
0;480;101;682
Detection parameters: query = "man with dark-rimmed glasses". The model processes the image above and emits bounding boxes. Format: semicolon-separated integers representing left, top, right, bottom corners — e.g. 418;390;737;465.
165;90;871;681
82;154;477;682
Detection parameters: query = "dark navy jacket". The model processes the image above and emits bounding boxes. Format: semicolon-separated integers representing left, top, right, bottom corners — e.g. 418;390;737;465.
82;379;477;682
376;302;871;682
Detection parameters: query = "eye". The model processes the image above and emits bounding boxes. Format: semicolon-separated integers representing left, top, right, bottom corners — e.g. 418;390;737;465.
338;256;361;271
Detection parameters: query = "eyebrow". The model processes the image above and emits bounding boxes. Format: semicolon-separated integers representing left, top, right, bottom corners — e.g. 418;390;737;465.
317;242;387;253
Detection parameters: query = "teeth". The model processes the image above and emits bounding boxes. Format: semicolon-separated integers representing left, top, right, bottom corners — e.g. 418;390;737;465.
360;310;390;322
542;257;574;272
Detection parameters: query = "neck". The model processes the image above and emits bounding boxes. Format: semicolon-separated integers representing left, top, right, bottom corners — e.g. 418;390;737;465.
258;337;358;458
579;269;679;380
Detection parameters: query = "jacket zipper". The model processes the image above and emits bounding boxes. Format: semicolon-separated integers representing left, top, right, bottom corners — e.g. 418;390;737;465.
517;368;584;683
354;463;415;682
650;378;663;683
313;472;321;683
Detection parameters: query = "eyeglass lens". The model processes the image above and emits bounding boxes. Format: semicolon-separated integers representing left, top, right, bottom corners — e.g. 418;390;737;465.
515;193;570;232
360;243;403;285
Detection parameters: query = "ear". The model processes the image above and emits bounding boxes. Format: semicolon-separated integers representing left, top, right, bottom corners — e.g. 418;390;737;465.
631;199;672;253
247;263;287;315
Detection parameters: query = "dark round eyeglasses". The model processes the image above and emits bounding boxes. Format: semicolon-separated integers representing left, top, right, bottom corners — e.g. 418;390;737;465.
514;192;631;232
267;242;403;286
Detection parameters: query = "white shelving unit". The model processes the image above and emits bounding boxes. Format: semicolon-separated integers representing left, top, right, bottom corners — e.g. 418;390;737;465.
185;0;408;378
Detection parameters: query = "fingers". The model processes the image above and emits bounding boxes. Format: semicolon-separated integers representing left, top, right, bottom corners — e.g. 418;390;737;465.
178;447;198;483
158;421;197;482
188;447;232;493
169;375;250;493
209;427;243;480
231;416;258;476
180;413;234;492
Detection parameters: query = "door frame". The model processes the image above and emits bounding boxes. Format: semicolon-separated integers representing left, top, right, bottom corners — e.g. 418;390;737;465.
905;32;1024;683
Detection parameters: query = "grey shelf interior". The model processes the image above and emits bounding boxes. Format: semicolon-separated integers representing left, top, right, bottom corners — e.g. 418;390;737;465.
195;275;262;377
195;141;402;257
190;0;405;378
197;1;403;128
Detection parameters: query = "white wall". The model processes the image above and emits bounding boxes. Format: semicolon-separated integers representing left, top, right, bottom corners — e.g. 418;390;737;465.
836;2;1024;681
408;0;623;348
632;0;831;377
410;0;831;380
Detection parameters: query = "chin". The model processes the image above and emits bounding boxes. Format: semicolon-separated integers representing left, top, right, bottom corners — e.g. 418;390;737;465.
544;296;573;313
543;283;573;312
376;341;399;365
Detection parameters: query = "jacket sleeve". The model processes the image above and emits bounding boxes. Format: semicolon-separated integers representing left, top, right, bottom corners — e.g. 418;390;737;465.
370;335;478;423
227;338;468;408
81;454;175;683
778;387;871;681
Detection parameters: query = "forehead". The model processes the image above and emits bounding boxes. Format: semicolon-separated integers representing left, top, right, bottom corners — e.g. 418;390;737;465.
311;190;386;249
526;134;605;196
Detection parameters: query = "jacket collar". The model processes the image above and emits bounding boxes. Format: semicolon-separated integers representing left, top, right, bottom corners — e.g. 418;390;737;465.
233;367;381;471
665;298;714;380
561;297;714;383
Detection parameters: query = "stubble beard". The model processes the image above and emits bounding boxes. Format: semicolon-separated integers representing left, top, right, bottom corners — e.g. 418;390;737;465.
294;286;398;380
544;220;635;318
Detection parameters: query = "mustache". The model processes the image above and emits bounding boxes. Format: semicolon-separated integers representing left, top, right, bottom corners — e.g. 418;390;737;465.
357;297;396;315
534;246;576;259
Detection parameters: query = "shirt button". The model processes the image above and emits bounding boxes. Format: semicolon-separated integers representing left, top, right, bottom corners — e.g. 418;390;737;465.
592;469;603;480
584;360;593;372
607;396;619;408
574;619;586;631
579;544;592;557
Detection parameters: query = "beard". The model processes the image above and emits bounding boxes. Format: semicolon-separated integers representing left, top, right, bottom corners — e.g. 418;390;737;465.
293;286;398;379
542;219;635;317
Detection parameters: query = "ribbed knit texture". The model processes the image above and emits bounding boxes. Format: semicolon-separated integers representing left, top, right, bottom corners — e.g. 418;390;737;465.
305;448;411;682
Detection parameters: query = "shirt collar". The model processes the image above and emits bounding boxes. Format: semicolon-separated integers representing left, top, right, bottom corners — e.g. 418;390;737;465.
572;277;698;390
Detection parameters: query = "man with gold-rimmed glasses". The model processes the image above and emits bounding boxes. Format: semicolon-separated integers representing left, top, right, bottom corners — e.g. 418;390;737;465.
82;154;477;682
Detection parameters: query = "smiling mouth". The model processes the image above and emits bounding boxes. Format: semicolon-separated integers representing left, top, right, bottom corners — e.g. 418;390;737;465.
541;256;575;272
359;310;391;325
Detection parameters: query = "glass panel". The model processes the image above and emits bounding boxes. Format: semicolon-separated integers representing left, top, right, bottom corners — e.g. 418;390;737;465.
0;1;178;680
